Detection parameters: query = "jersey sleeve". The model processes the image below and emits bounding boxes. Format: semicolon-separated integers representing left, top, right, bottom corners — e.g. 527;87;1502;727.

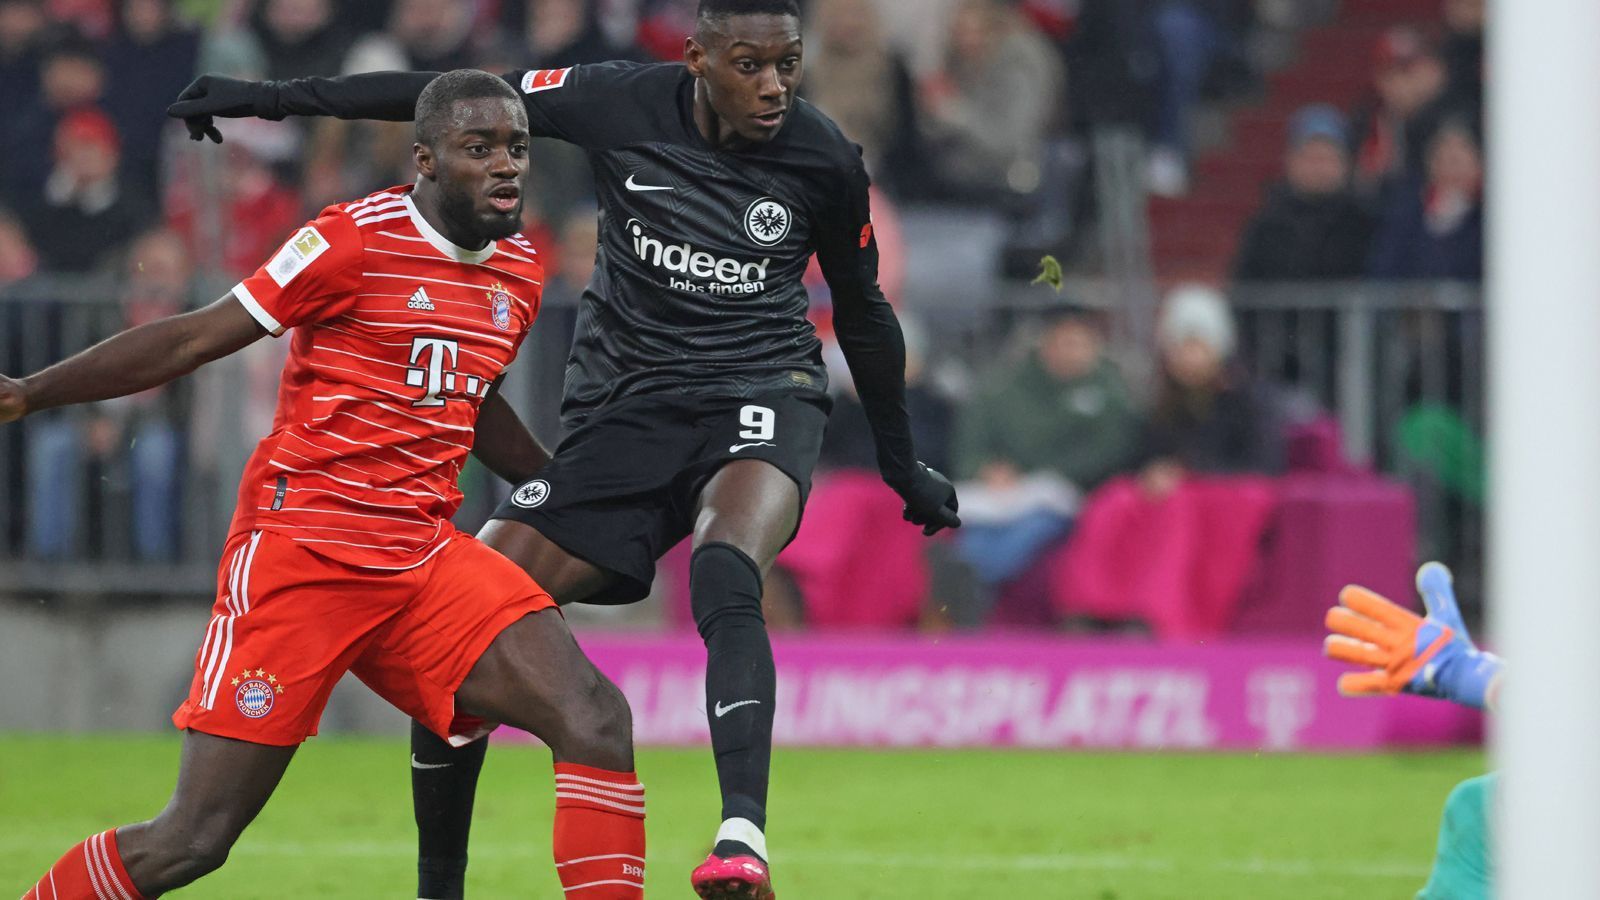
501;62;636;149
232;211;365;336
814;154;919;486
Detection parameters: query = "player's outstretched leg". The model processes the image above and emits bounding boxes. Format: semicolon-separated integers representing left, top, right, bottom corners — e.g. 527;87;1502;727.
688;460;798;900
23;730;294;899
410;520;620;900
456;608;644;899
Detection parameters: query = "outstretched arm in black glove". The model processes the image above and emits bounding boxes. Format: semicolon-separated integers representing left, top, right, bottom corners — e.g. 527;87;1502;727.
168;71;437;143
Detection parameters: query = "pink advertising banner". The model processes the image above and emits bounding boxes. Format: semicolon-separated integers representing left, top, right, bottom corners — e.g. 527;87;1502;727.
533;634;1482;752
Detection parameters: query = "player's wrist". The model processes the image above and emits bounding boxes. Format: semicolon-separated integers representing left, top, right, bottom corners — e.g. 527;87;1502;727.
883;460;926;493
253;80;284;120
1428;644;1503;710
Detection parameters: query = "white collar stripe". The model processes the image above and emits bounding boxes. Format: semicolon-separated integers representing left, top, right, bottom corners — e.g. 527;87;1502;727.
403;195;496;265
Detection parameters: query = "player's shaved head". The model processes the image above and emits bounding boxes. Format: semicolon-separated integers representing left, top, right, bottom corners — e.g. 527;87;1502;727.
414;68;525;147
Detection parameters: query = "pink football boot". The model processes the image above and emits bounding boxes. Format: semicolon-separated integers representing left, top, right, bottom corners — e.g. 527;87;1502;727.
690;853;775;899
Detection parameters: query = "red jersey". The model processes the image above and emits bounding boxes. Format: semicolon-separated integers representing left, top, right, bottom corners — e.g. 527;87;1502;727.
228;186;544;569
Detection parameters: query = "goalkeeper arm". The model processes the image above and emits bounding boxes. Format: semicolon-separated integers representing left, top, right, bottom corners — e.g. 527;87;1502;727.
1323;562;1505;710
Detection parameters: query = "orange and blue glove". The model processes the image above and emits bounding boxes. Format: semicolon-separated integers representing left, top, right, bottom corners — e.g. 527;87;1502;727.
1323;562;1503;710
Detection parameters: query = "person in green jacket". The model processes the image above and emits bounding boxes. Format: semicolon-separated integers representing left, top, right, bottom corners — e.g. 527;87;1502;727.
952;307;1141;590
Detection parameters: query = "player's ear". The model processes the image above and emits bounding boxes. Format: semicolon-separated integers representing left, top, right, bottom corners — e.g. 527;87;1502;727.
414;142;436;180
684;35;707;77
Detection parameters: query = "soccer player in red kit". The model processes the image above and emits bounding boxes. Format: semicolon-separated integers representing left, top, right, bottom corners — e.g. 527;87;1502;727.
3;70;646;899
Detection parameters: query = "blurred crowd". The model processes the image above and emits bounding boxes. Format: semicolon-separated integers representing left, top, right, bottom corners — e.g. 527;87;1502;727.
0;0;1485;637
0;0;1288;287
1235;2;1485;284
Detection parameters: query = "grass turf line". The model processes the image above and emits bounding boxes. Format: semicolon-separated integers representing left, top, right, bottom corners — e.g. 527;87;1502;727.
0;734;1483;898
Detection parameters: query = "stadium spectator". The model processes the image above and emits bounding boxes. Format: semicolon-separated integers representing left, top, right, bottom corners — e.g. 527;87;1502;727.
1441;0;1485;112
1048;286;1284;638
1140;285;1286;477
103;0;200;203
345;0;477;73
248;0;346;80
0;208;38;285
919;0;1064;205
1368;118;1484;282
165;129;301;278
1348;27;1451;205
21;108;152;272
801;0;924;196
44;0;114;39
26;227;190;560
1144;0;1234;197
519;0;649;67
1233;104;1375;281
953;306;1138;497
951;306;1140;622
0;0;48;124
1;36;106;211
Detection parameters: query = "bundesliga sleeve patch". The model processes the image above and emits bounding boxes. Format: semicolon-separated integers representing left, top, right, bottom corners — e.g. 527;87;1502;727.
521;67;573;94
267;226;331;287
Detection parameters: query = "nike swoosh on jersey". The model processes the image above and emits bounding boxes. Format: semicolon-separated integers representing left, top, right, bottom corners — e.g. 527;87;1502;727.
729;442;776;453
714;699;762;717
624;174;674;192
411;754;453;770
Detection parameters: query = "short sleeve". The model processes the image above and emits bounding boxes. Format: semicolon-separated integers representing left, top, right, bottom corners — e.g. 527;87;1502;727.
232;211;365;336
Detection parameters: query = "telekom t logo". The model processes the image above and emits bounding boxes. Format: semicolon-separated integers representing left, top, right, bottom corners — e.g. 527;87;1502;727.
405;337;460;407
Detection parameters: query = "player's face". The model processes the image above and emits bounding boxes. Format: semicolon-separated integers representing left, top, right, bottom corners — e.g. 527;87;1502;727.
687;14;803;144
423;97;530;242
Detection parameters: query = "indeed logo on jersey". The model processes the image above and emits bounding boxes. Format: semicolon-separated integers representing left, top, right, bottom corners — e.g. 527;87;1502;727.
625;218;770;295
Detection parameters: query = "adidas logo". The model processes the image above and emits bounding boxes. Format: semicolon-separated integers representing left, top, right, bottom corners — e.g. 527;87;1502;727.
407;287;436;311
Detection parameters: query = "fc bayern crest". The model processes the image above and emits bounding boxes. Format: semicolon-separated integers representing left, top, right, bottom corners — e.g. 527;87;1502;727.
488;283;512;331
744;198;791;246
235;677;277;718
512;479;550;508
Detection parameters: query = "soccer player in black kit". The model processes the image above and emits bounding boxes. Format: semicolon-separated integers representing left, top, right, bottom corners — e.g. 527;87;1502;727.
169;1;960;897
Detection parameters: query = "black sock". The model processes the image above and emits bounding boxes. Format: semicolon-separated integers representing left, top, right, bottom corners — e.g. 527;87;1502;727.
412;720;489;900
691;541;775;859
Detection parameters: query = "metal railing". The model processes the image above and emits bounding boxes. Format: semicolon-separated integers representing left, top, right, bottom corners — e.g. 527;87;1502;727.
1;275;1486;615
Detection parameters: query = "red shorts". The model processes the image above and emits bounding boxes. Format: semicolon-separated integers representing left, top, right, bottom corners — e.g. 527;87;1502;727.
172;528;554;746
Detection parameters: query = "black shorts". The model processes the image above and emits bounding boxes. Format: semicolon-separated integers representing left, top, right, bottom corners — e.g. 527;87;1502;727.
491;391;831;603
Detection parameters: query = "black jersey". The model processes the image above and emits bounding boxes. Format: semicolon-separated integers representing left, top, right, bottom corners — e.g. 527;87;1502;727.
263;63;918;484
507;62;863;424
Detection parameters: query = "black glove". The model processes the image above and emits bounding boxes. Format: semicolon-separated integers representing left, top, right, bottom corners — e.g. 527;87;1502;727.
167;75;279;144
890;462;961;536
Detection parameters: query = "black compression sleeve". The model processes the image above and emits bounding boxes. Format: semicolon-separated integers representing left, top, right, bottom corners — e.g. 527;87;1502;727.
815;162;918;487
264;70;440;121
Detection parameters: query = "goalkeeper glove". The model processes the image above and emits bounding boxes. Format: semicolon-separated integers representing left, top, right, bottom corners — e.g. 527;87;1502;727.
1323;562;1504;710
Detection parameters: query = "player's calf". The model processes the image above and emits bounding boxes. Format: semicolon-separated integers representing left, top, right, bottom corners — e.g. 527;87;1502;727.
456;611;645;898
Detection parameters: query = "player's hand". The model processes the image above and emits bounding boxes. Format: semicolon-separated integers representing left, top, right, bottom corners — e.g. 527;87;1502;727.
1323;562;1503;710
0;374;29;424
167;75;273;143
892;462;961;536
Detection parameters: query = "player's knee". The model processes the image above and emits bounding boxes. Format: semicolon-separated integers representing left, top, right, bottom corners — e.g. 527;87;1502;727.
137;818;238;886
690;542;766;639
558;670;633;767
179;832;234;879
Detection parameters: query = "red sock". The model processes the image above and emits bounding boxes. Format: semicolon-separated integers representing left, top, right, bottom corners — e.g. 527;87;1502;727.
552;763;646;898
23;829;145;900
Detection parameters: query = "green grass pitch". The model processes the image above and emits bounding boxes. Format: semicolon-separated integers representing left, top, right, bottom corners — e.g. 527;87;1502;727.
0;734;1483;898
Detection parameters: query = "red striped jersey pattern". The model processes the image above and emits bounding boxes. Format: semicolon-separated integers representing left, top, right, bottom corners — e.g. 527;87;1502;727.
227;185;544;570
